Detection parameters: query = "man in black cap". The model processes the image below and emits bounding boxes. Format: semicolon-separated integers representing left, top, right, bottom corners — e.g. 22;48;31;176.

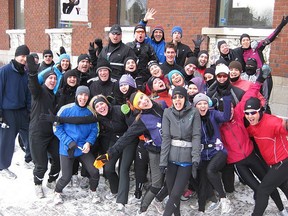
0;44;31;179
38;49;55;72
98;24;137;80
126;24;157;83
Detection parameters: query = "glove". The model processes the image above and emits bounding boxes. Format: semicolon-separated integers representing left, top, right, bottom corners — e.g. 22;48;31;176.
251;40;258;51
159;166;167;174
94;154;110;169
192;162;198;179
39;110;60;123
121;104;130;115
88;42;97;56
257;64;271;83
192;35;204;49
94;38;103;53
67;141;77;158
59;46;66;55
27;54;40;75
280;15;288;27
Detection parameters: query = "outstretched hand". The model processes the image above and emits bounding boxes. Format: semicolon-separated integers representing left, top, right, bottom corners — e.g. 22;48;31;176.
143;8;157;22
26;55;39;75
192;35;205;49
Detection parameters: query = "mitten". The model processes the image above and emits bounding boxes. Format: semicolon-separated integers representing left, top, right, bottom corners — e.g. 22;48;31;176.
27;55;40;75
192;35;204;49
67;141;77;158
121;104;130;115
192;162;198;179
159;166;167;174
94;38;103;53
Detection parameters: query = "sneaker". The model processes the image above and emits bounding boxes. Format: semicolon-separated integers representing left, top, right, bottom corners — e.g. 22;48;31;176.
53;192;63;205
190;198;198;210
279;208;288;216
105;192;117;200
71;175;79;187
128;196;141;205
24;161;34;169
151;199;165;214
220;197;231;214
79;177;89;189
0;168;17;179
46;181;56;190
116;203;125;211
181;189;196;201
205;201;220;213
90;190;101;203
35;185;45;199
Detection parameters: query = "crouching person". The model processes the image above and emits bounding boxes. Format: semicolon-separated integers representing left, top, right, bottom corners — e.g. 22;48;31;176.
53;86;100;204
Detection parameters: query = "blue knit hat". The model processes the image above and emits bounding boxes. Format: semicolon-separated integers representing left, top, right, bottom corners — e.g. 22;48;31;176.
171;26;183;37
167;70;184;85
58;53;70;63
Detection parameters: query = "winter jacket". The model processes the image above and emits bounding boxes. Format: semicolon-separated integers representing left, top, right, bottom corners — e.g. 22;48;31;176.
160;104;201;167
247;114;288;166
218;47;245;71
160;61;184;76
220;82;262;164
55;103;98;157
175;42;196;68
88;77;119;98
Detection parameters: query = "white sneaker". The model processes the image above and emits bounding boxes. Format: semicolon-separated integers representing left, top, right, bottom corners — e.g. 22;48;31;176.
128;196;141;205
24;161;34;169
116;203;125;211
79;177;89;189
46;181;56;190
35;185;45;199
151;199;165;214
0;168;17;179
105;192;117;200
53;192;63;205
220;197;231;214
90;190;101;203
205;200;220;213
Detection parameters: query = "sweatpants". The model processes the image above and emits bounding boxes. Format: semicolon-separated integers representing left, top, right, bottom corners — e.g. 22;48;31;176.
55;153;99;192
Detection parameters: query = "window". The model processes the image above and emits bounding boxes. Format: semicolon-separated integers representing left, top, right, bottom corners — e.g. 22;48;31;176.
15;0;24;29
118;0;147;26
56;1;72;28
217;0;274;28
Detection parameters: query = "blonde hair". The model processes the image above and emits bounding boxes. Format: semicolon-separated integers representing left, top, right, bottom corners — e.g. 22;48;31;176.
89;94;110;116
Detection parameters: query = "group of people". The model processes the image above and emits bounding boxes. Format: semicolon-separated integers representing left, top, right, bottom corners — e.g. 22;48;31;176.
1;8;288;216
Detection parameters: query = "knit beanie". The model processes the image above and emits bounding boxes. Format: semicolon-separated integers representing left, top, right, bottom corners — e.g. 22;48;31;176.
172;86;187;99
167;70;184;85
246;58;257;68
240;33;250;42
198;50;209;58
96;58;112;73
244;97;261;110
119;74;136;88
185;56;198;67
77;54;90;64
134;24;146;33
193;93;210;106
229;61;242;72
147;76;158;91
217;40;227;51
151;25;165;41
43;69;56;82
215;64;229;75
43;49;53;57
204;67;215;76
130;91;144;110
147;60;160;71
75;85;90;97
15;45;30;57
189;77;205;93
64;69;78;83
59;53;70;62
124;56;137;67
171;26;183;37
215;58;229;66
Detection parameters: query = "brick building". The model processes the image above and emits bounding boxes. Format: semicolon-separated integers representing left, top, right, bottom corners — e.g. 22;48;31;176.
0;0;287;116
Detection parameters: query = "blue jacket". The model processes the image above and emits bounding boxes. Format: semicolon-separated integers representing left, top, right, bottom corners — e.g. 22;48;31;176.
54;103;99;157
0;61;31;111
200;96;231;161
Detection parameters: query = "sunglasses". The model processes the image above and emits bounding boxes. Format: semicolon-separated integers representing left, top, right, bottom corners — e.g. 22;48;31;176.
244;108;261;115
44;55;52;58
111;32;121;35
172;95;184;100
216;74;228;78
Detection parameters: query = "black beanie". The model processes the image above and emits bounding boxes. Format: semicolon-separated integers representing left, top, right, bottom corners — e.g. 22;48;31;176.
147;76;158;91
204;67;215;76
43;49;53;57
43;69;56;82
96;58;111;74
124;56;137;67
77;54;91;64
229;60;242;72
240;33;250;42
147;60;160;70
64;69;78;83
15;45;30;57
134;24;146;34
172;86;187;99
185;56;198;67
244;97;261;110
217;40;227;51
215;58;229;66
246;58;257;68
198;50;209;58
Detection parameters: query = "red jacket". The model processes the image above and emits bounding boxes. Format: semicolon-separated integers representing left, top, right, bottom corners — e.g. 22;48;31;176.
247;114;288;165
220;82;261;164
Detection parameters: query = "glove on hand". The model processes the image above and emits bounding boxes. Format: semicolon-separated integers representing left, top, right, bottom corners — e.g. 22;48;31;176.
159;166;167;174
280;15;288;27
251;40;258;51
39;110;60;123
88;42;97;56
60;46;66;55
94;38;103;49
121;104;130;115
27;55;40;75
94;153;110;169
257;64;271;83
67;141;77;158
192;35;204;49
192;162;198;179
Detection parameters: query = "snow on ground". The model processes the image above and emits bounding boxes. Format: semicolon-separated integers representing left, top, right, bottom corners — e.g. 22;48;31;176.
0;144;287;216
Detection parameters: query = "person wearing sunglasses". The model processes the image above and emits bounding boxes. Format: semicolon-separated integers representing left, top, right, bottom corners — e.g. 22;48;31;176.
243;95;288;216
38;49;55;72
159;86;201;216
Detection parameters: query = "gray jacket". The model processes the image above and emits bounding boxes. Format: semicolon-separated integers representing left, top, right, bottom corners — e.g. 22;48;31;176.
160;104;201;167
